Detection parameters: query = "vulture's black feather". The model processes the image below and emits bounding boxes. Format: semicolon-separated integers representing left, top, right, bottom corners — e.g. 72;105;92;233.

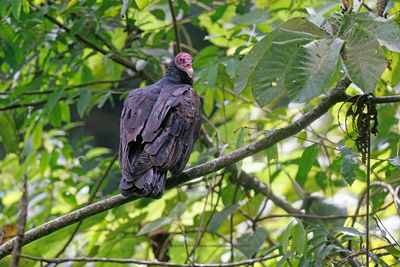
119;53;202;198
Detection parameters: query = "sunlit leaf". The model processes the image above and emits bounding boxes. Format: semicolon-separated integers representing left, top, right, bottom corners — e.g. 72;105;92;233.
285;38;344;102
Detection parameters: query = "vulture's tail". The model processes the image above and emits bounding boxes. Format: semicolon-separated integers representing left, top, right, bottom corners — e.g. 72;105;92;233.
120;168;166;199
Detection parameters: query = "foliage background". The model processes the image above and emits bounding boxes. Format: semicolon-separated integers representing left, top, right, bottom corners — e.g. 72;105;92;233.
0;0;400;266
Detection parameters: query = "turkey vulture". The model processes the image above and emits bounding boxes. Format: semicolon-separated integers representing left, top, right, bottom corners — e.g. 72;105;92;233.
119;52;202;198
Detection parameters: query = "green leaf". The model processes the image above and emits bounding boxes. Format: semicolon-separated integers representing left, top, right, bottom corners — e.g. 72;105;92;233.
150;9;165;20
236;227;268;258
70;18;86;36
234;29;314;96
285;38;344;102
266;144;279;166
207;64;218;89
251;39;313;107
208;203;240;233
32;124;43;150
235;128;244;177
225;58;239;79
77;89;92;118
46;88;64;114
291;220;306;256
384;246;400;257
62;191;78;206
39;151;49;175
341;24;386;92
0;112;19;153
279;17;329;38
135;0;154;10
232;9;269;25
280;221;293;256
333;227;362;236
295;144;318;187
341;154;358;186
11;0;21;20
85;147;111;160
306;197;347;228
343;13;400;53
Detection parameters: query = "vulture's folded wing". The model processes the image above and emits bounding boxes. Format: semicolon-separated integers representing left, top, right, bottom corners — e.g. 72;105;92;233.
143;86;202;174
119;86;160;179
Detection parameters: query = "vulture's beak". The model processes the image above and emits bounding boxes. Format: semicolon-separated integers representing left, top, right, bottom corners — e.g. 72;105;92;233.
186;67;193;78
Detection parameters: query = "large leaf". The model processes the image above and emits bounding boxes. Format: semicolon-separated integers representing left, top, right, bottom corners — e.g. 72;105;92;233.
341;24;386;92
236;227;268;258
234;29;315;95
342;13;400;53
285;38;344;102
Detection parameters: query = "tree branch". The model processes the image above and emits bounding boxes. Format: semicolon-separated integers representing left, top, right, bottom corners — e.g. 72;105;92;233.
10;175;28;267
0;76;354;259
20;254;279;266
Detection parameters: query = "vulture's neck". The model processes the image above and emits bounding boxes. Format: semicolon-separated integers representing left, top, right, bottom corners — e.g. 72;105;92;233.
163;63;192;85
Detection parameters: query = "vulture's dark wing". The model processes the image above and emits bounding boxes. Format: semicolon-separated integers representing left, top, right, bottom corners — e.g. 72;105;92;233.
119;84;201;198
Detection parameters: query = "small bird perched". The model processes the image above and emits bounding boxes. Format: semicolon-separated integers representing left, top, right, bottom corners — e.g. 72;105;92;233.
119;52;202;198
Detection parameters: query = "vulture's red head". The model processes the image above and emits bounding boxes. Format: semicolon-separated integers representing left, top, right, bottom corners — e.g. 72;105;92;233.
174;52;193;78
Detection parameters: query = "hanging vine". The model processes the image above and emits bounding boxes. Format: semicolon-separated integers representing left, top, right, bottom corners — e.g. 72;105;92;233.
338;93;380;265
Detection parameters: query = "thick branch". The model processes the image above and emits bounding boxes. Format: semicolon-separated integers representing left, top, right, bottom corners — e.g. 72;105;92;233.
0;77;352;259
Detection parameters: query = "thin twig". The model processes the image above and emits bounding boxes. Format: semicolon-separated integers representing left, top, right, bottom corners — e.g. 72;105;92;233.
168;0;181;53
10;175;28;267
0;76;136;96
